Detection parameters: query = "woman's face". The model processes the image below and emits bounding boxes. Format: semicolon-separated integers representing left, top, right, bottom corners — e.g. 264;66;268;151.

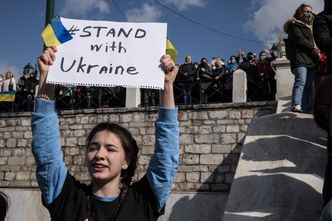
301;6;313;22
86;130;128;185
5;72;11;79
302;6;312;16
260;53;267;61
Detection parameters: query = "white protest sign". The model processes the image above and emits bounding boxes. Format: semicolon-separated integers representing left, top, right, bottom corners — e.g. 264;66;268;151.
46;17;167;89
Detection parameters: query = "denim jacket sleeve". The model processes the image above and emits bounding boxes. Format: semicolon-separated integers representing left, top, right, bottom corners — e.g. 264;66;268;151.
146;107;179;212
31;99;67;204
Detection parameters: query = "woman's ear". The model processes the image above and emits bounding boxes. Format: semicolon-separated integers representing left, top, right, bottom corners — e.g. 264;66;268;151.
122;164;128;170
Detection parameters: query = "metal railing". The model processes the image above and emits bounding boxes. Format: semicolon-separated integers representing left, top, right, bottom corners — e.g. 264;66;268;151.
0;73;276;112
54;86;126;110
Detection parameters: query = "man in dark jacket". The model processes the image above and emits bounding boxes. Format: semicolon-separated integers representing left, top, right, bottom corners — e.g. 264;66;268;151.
178;55;197;105
16;63;38;111
313;0;332;76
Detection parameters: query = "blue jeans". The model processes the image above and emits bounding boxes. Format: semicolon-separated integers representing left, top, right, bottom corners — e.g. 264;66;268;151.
291;66;315;112
182;84;192;105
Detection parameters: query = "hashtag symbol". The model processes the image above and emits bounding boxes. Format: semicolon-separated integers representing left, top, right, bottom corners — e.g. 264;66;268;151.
68;25;79;36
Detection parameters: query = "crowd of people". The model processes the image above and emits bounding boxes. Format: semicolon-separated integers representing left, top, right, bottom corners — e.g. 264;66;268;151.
0;63;38;112
0;48;277;112
175;48;277;105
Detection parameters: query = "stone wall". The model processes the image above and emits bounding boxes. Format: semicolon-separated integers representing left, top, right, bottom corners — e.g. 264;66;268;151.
0;101;275;192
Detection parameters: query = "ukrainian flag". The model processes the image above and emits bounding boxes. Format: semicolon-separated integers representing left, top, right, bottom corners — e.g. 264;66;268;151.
166;39;178;63
0;91;16;102
41;16;73;47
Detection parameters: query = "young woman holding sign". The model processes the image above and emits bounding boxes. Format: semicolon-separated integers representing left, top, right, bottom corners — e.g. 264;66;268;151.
32;46;179;221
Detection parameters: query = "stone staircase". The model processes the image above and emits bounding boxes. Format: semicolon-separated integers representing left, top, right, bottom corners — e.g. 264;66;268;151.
222;112;327;221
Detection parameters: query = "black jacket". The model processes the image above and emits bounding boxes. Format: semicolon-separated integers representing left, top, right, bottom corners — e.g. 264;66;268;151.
313;11;332;74
314;76;332;205
178;63;197;81
284;19;317;69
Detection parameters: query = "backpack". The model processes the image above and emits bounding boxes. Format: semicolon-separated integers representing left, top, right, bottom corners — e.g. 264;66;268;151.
284;38;294;60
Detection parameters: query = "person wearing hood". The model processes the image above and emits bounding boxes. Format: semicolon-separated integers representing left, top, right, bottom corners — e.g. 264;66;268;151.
284;3;320;113
313;0;332;79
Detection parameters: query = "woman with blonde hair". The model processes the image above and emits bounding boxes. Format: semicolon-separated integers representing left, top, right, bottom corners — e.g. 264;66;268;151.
2;71;16;92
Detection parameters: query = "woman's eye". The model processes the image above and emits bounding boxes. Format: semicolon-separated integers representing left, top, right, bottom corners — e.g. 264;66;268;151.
88;145;98;151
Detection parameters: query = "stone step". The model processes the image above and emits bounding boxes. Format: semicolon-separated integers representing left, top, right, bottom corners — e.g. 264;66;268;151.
223;112;327;221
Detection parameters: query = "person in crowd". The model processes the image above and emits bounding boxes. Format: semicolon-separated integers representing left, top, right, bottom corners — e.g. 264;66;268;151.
256;50;277;100
0;74;3;92
178;55;197;105
313;0;332;87
226;55;239;74
210;56;221;71
313;76;332;220
252;53;258;62
2;71;16;92
313;1;332;211
55;85;76;109
16;63;38;111
0;191;8;221
32;46;179;221
284;3;320;113
142;88;158;106
238;51;260;101
193;62;199;69
75;86;89;108
212;59;226;80
197;57;212;104
0;71;16;111
211;59;233;101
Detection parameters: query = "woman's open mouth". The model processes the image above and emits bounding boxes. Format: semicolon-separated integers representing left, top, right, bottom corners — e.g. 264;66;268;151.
92;163;108;172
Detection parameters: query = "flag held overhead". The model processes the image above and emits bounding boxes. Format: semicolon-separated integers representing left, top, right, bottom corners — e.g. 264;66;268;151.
41;16;73;47
166;39;178;63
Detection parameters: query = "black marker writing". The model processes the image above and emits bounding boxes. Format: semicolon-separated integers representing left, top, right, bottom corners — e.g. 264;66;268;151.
90;42;127;54
60;57;139;75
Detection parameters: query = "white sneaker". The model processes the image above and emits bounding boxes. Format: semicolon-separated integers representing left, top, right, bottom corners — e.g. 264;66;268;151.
291;104;302;113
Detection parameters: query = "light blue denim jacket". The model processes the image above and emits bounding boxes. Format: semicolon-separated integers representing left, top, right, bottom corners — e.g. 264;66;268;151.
31;99;179;212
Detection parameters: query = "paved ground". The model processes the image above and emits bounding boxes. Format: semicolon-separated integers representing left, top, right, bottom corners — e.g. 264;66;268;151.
223;112;328;221
0;189;228;221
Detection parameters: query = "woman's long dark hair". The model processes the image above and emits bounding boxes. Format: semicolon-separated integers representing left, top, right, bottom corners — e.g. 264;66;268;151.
86;123;139;186
0;192;8;221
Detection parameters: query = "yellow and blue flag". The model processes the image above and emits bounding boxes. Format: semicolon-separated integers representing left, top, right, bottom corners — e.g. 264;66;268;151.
41;16;73;47
0;91;16;102
166;38;178;63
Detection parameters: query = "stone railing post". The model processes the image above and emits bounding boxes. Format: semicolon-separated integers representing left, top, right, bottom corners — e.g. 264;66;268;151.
125;88;141;108
274;39;293;113
232;69;247;103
